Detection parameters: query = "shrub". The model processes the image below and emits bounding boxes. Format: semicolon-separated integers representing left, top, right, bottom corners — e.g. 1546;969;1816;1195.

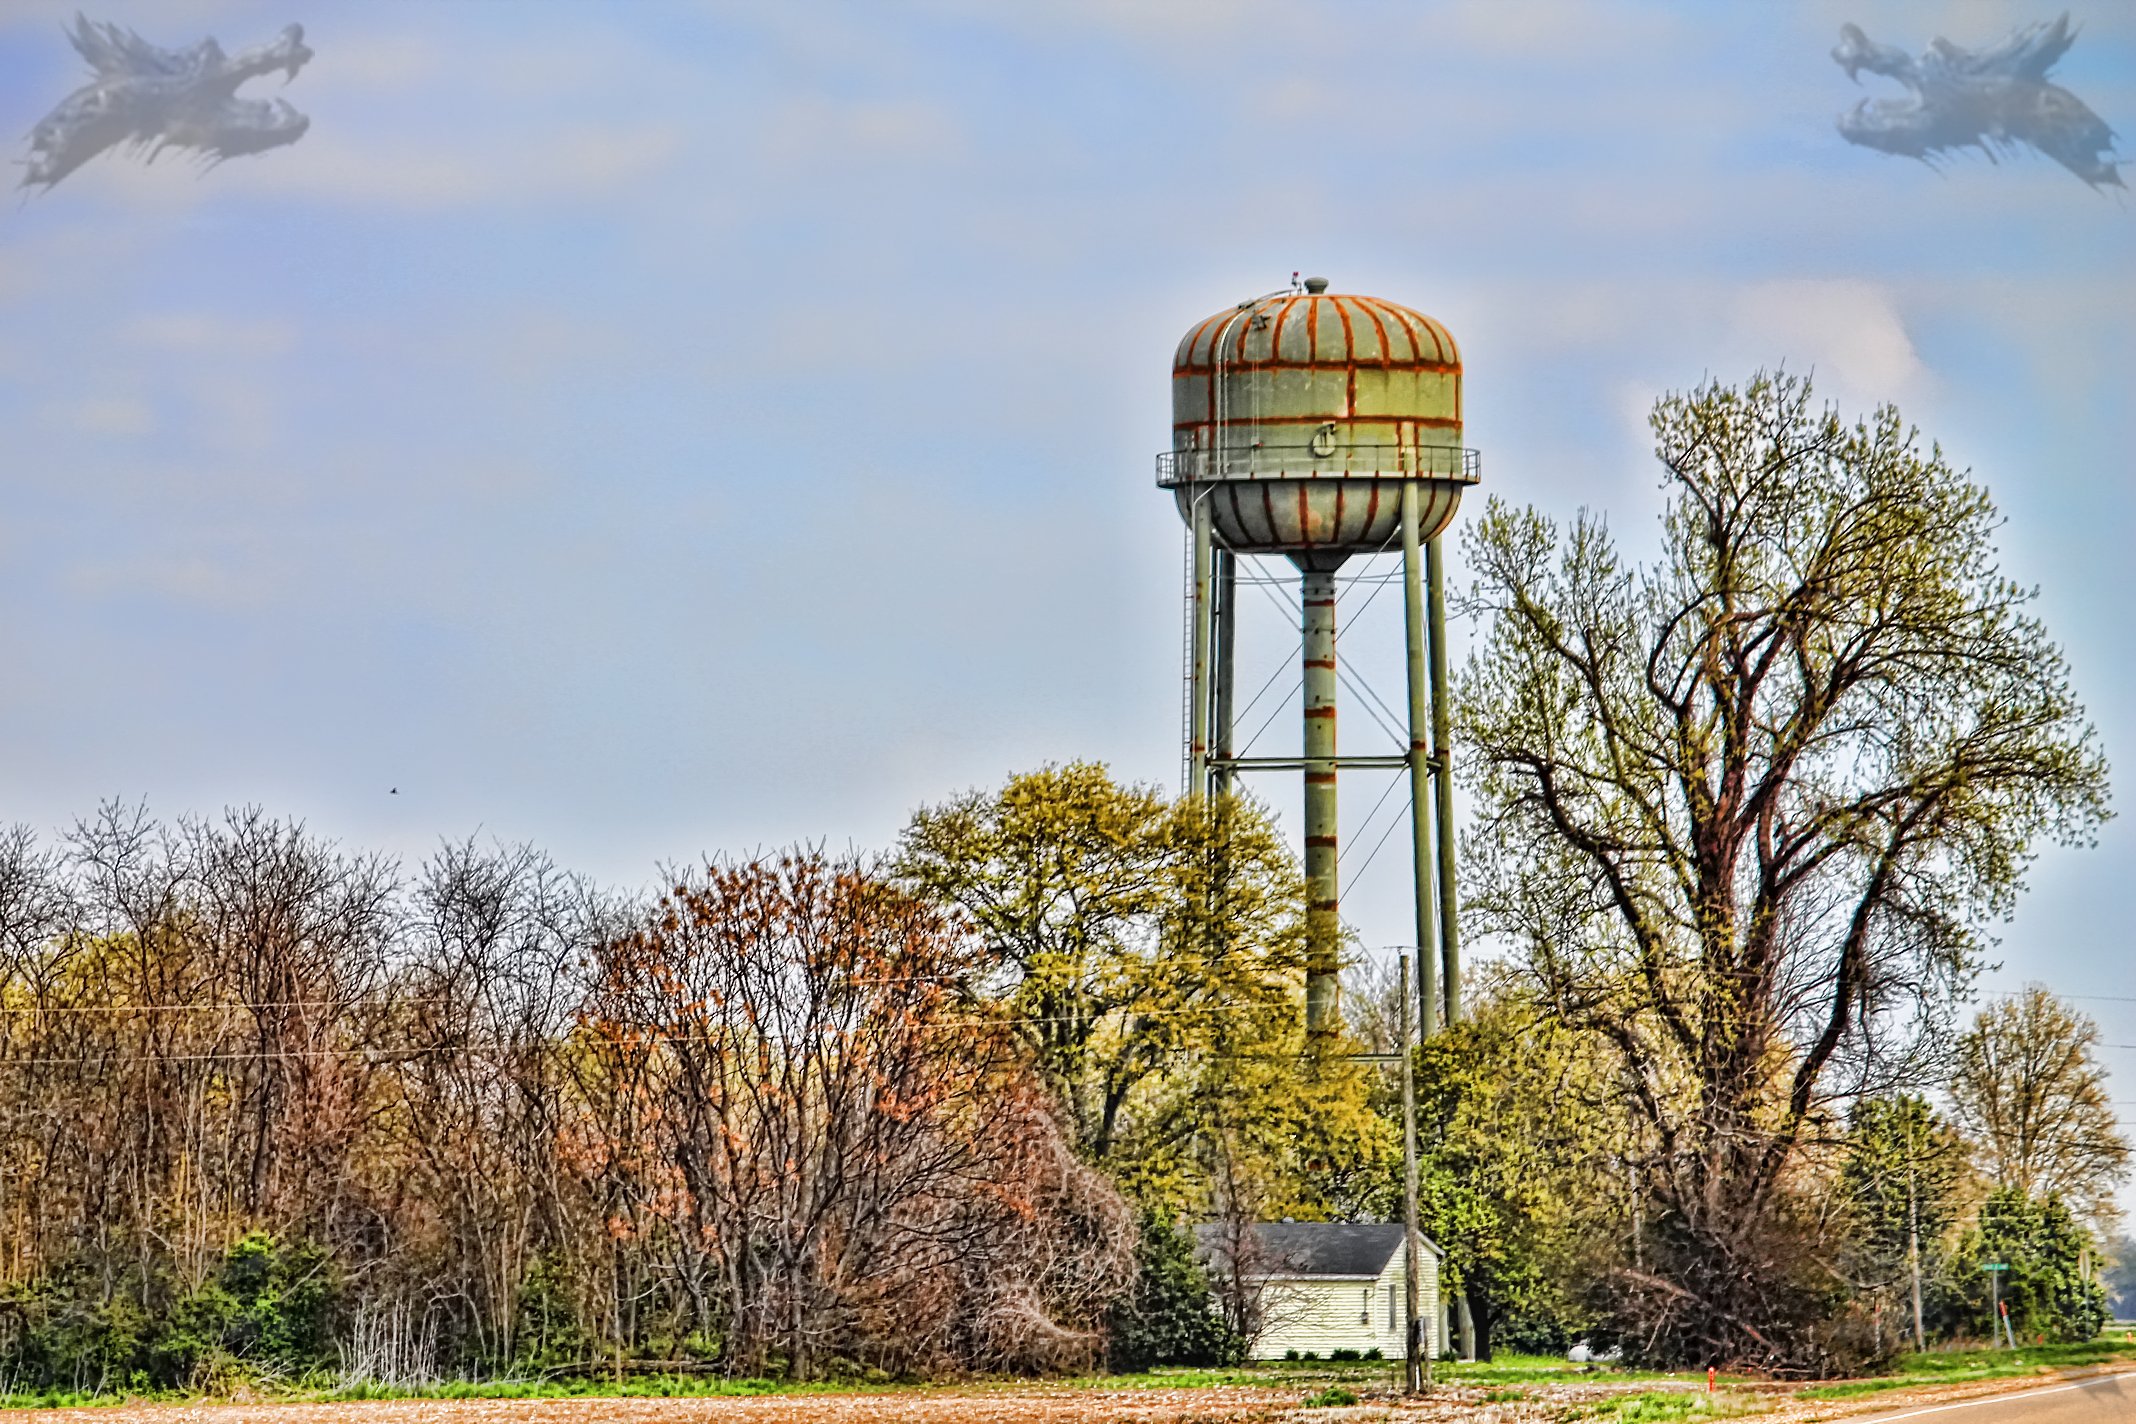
0;1267;149;1394
1105;1215;1242;1370
153;1233;339;1387
511;1252;588;1369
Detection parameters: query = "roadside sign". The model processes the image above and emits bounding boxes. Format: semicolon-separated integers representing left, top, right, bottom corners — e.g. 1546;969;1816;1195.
1981;1263;2010;1271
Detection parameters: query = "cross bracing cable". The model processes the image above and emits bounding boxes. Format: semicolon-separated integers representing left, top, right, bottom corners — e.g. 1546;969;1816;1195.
1343;781;1416;902
1338;768;1406;870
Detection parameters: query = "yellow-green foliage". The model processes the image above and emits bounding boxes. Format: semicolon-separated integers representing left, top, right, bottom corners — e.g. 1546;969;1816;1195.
897;763;1393;1219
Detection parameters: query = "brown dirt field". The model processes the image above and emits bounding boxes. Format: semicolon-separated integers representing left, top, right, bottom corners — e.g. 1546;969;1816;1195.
14;1366;2133;1424
3;1385;1304;1424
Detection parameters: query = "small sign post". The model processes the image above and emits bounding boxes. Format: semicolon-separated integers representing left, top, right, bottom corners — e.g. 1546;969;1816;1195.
1981;1263;2010;1348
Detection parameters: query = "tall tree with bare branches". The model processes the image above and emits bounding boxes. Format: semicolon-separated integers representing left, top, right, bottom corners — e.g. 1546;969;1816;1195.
1458;373;2109;1372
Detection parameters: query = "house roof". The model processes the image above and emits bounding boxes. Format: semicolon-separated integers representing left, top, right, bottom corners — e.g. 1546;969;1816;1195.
1194;1221;1441;1279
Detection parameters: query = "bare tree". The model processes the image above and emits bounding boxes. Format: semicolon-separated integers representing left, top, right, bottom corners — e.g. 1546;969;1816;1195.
379;838;609;1369
183;808;397;1219
583;852;1132;1378
0;813;1136;1389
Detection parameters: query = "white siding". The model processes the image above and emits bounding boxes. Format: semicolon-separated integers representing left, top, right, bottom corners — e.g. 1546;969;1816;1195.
1247;1250;1440;1360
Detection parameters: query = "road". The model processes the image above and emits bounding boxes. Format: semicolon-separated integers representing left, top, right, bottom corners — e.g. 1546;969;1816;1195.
1852;1373;2136;1424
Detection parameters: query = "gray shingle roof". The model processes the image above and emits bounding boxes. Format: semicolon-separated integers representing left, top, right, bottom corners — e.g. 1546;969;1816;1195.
1193;1222;1440;1278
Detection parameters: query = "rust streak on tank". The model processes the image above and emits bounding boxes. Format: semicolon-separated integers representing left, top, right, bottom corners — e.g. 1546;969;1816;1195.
1360;301;1394;369
1180;413;1462;429
1175;358;1460;376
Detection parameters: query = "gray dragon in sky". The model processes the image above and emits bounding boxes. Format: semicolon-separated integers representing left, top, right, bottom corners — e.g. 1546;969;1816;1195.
1833;13;2122;189
20;14;312;193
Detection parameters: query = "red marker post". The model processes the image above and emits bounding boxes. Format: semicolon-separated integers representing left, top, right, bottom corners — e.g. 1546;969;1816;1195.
1707;1368;1716;1394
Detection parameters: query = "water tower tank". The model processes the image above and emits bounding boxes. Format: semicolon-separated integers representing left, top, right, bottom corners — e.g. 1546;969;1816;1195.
1160;278;1476;567
1160;278;1481;1040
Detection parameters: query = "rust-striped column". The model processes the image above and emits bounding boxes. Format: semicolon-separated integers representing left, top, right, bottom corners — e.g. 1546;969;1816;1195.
1301;565;1340;1034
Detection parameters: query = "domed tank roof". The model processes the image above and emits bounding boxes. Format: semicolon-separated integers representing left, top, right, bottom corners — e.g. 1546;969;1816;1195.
1161;280;1475;565
1172;286;1460;378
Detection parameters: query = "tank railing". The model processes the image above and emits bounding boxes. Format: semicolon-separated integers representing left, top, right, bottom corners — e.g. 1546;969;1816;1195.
1155;444;1480;487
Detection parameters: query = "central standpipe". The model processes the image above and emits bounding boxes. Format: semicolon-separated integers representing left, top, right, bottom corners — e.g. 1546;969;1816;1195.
1301;565;1341;1034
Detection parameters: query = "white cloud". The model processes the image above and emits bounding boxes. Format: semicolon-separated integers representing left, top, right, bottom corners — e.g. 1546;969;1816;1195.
914;0;1288;51
318;32;442;93
0;0;256;38
1719;278;1930;416
1431;0;1680;62
182;373;281;459
122;313;294;358
200;122;687;210
49;396;155;438
762;96;966;169
63;554;256;607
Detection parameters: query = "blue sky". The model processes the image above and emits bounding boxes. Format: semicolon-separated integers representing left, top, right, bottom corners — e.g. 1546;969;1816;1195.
2;0;2132;1131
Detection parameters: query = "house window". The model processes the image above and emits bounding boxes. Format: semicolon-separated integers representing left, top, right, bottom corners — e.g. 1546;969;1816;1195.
1388;1283;1397;1329
1360;1287;1370;1325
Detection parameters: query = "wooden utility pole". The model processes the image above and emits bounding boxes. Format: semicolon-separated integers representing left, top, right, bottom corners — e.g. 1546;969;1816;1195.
1400;954;1426;1393
1907;1122;1925;1352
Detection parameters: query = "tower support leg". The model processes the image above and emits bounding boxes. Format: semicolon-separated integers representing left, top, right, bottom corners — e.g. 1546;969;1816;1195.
1301;564;1340;1034
1189;493;1214;798
1213;547;1237;801
1426;534;1461;1025
1400;483;1441;1039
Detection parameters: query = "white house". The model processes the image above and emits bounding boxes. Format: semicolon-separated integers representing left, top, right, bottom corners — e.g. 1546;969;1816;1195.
1198;1221;1444;1361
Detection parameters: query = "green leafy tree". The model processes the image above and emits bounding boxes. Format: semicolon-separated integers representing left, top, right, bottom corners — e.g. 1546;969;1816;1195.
1457;374;2109;1372
896;764;1390;1218
1836;1096;1973;1349
1936;1189;2108;1343
1414;1002;1623;1359
1952;988;2131;1227
153;1232;339;1388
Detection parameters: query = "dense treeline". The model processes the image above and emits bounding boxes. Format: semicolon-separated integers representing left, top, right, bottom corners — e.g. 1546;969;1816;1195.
0;784;2122;1392
0;808;1139;1392
0;777;1362;1394
2;376;2125;1391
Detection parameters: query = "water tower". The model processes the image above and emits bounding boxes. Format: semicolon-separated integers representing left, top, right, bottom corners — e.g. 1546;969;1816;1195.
1159;278;1478;1035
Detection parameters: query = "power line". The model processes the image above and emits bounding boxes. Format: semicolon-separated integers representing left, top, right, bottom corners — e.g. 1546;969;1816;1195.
0;997;455;1015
